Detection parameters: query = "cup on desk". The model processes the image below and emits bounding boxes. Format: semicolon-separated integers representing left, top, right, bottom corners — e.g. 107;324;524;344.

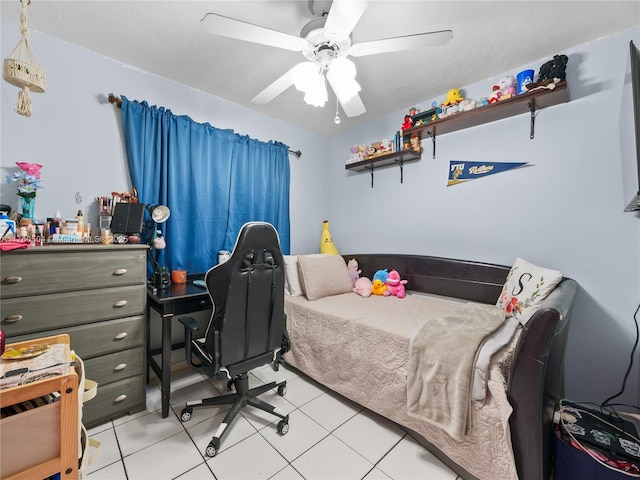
171;269;187;285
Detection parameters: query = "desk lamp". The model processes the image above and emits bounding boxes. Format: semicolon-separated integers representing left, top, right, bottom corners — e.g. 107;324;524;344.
146;204;171;287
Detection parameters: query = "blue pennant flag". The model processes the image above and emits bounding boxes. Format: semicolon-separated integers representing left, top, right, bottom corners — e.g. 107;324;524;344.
447;161;528;186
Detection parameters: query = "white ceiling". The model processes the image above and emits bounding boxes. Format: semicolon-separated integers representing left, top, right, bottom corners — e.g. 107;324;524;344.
1;1;638;135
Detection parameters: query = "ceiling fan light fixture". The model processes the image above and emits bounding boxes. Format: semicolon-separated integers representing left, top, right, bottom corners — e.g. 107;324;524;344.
303;73;328;107
291;61;328;107
291;62;319;92
327;57;361;103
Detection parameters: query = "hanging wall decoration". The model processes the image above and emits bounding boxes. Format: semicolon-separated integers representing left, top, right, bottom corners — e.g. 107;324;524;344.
447;161;528;186
3;0;46;117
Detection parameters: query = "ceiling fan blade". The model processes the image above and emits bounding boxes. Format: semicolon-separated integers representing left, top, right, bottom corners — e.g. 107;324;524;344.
350;30;453;57
340;92;366;118
201;13;312;52
323;0;368;43
251;65;298;104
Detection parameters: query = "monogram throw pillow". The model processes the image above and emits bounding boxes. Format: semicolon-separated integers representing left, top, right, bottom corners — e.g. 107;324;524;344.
496;257;563;325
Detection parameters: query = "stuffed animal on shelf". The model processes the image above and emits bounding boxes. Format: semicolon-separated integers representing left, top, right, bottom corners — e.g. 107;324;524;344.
347;258;361;287
458;98;476;112
383;269;408;298
401;115;413;131
442;88;464;106
373;269;388;284
353;277;372;298
490;76;516;103
525;54;569;93
538;54;569;82
371;278;387;296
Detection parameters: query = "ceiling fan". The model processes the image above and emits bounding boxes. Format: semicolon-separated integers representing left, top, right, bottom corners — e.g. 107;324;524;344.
201;0;452;118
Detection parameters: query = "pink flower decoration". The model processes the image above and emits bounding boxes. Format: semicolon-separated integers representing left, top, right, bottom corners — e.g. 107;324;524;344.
505;296;519;313
16;162;43;179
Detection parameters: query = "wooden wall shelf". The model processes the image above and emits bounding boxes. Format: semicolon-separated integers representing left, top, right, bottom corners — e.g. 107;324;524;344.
345;149;422;187
404;81;570;158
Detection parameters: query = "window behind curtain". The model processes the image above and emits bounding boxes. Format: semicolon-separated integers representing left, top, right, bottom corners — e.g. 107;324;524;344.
120;97;290;275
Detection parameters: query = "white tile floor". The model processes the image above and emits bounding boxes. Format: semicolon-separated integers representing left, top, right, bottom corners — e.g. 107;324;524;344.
86;364;461;480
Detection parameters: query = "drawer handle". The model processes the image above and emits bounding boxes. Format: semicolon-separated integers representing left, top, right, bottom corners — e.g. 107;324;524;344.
4;276;22;284
114;394;127;402
200;300;208;306
4;314;23;323
114;300;128;307
113;269;127;275
114;363;127;371
114;332;128;340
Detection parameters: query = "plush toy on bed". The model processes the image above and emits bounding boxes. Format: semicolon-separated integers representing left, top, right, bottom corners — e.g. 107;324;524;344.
371;278;387;296
353;277;373;298
347;258;361;287
373;269;388;284
383;269;408;298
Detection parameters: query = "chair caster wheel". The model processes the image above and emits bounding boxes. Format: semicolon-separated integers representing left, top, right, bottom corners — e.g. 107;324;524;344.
227;380;235;390
277;384;287;396
205;441;218;457
277;420;289;435
180;407;192;422
272;361;280;372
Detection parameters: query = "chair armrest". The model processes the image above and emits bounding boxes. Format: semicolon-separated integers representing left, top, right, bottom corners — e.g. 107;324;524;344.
179;316;199;332
178;316;200;369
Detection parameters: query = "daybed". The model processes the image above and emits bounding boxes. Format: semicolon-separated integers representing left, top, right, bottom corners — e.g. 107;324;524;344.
283;253;578;480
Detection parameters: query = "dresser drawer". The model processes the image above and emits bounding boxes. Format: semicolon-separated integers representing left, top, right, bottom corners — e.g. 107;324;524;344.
83;375;146;428
1;249;145;298
84;347;145;387
8;315;145;359
1;285;145;336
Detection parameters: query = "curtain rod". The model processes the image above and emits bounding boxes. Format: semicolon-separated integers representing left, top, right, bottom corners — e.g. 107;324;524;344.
108;93;302;158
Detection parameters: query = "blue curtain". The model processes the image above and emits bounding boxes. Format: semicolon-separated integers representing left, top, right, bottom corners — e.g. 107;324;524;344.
120;97;290;274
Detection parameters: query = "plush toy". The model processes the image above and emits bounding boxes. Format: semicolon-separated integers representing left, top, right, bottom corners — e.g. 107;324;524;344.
347;258;361;287
353;277;372;298
373;269;388;284
383;269;408;298
442;88;464;106
490;76;516;103
538;54;569;82
458;98;476;112
401;115;413;131
371;278;387;296
525;54;569;93
320;220;339;255
380;139;393;153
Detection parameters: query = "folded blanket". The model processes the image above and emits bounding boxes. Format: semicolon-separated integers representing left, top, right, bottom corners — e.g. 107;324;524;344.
0;239;31;251
407;302;506;441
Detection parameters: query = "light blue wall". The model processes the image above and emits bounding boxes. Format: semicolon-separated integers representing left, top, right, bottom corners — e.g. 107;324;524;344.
0;18;328;254
2;17;638;409
326;28;640;409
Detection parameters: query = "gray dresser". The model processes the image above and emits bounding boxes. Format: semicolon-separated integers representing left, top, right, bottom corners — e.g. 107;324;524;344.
1;244;148;428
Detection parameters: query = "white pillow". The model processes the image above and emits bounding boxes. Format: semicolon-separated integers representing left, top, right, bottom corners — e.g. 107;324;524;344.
283;255;303;296
297;255;353;301
283;254;328;296
496;257;563;325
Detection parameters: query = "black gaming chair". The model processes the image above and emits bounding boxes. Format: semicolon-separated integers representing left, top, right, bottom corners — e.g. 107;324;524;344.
177;222;291;457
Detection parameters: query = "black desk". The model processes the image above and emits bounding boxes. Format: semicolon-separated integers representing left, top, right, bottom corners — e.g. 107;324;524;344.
146;278;212;418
